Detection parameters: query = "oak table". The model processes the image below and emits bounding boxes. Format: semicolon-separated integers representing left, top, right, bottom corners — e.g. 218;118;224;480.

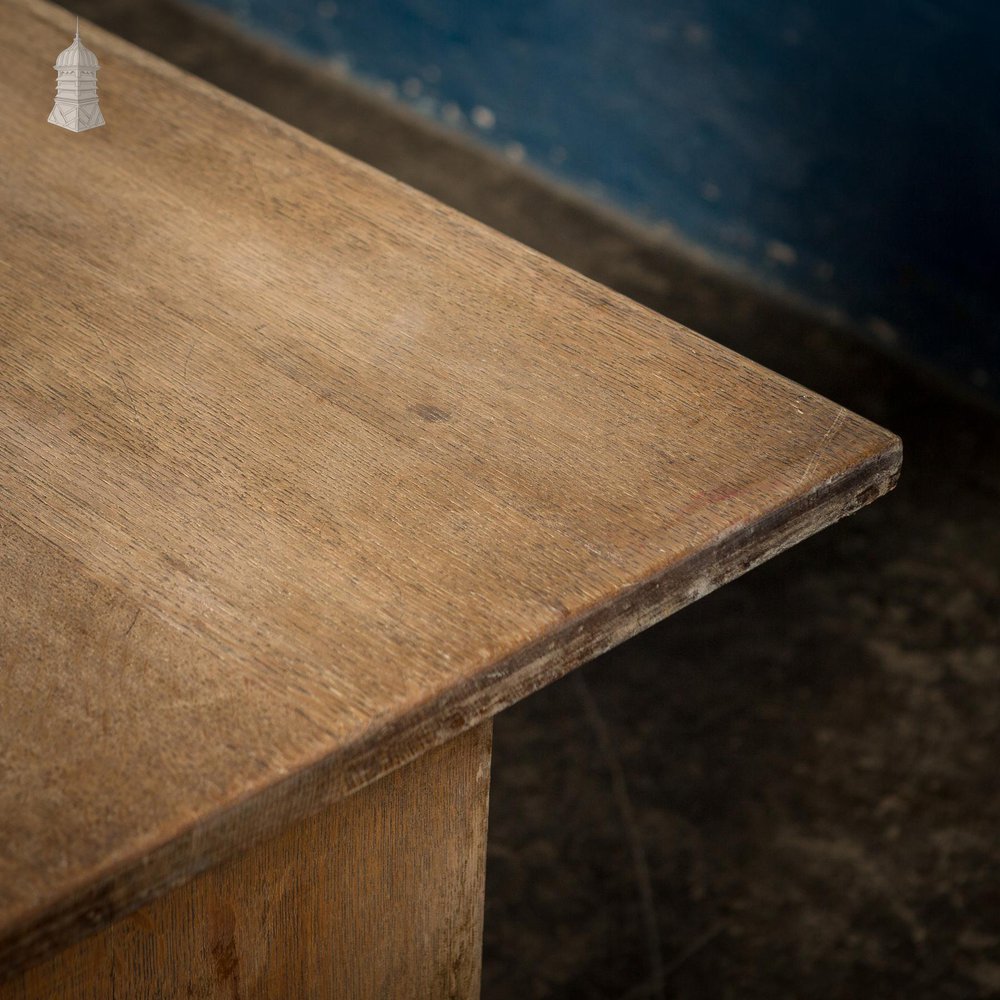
0;2;902;996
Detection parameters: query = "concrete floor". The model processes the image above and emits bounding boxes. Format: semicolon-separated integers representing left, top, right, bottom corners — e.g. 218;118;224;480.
75;3;1000;996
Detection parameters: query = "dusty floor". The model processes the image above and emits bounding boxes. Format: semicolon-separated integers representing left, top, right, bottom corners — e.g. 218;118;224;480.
75;2;1000;996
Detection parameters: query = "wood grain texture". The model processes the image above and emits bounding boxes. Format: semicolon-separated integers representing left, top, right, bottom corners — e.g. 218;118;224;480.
0;0;901;979
0;722;491;1000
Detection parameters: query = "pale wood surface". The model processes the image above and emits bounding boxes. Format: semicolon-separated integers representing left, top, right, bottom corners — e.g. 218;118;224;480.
0;0;900;979
0;722;491;999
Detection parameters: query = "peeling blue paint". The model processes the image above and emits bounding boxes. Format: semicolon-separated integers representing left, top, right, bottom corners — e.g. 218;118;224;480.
194;0;1000;396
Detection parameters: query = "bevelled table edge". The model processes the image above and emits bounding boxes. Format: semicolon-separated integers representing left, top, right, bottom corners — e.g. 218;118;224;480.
0;436;901;982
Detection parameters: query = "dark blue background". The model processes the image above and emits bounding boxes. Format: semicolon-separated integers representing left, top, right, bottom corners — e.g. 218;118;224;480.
195;0;1000;395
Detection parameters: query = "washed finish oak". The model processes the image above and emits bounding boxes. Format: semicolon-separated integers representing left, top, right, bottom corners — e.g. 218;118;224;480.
0;0;901;991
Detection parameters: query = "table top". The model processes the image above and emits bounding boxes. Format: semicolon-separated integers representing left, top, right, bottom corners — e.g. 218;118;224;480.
0;0;901;979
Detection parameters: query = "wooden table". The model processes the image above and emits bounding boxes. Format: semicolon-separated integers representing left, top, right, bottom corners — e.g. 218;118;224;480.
0;2;902;996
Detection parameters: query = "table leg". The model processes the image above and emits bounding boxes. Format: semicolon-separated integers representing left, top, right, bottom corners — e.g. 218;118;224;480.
3;721;492;1000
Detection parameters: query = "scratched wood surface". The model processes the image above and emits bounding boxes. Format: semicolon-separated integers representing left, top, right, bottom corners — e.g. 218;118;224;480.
1;723;491;999
0;0;901;980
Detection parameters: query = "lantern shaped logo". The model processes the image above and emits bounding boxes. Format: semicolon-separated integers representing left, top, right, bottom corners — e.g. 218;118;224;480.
49;19;105;133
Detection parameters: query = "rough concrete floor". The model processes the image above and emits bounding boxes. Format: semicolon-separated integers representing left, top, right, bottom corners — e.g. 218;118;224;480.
75;2;1000;996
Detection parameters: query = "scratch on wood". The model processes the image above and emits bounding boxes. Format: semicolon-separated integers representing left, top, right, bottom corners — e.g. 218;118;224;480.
244;151;269;208
798;410;847;487
183;341;196;382
95;333;138;417
123;610;140;638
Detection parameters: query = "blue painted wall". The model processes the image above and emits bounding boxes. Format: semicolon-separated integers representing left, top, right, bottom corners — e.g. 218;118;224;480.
196;0;1000;396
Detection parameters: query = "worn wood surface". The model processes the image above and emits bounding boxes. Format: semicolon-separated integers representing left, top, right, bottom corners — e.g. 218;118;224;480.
0;0;901;980
0;722;491;999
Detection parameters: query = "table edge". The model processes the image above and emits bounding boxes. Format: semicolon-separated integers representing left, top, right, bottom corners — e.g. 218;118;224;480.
0;436;901;980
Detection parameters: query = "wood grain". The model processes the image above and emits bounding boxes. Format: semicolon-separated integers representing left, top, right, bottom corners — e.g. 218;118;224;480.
0;0;901;979
0;722;492;999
